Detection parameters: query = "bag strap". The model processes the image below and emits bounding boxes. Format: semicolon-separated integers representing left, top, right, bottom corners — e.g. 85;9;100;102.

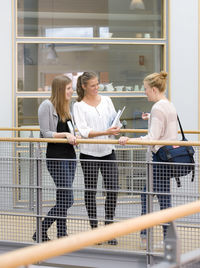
177;115;186;141
177;115;195;182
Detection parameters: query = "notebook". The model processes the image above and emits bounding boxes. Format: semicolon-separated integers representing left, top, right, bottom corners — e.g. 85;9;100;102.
111;106;126;127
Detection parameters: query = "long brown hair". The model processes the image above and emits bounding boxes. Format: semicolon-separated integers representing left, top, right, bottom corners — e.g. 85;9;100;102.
144;71;168;93
76;72;98;102
50;75;72;122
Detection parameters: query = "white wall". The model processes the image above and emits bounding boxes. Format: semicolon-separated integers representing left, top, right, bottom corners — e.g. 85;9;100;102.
170;0;198;139
0;1;12;136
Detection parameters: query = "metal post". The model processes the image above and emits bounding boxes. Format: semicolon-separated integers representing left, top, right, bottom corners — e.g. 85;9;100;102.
35;142;43;243
151;222;181;268
164;222;181;265
146;148;154;267
29;130;34;211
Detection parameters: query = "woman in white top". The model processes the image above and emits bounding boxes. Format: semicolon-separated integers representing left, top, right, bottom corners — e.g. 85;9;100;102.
119;71;178;242
73;72;121;245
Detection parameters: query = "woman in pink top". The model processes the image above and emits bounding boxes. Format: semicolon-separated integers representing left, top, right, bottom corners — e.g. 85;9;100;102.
119;71;178;245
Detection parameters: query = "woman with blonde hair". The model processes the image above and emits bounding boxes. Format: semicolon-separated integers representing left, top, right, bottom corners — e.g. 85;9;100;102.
33;75;77;242
119;71;178;245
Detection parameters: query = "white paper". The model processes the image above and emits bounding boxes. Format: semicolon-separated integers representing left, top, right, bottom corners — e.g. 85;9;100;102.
111;106;126;127
67;121;75;135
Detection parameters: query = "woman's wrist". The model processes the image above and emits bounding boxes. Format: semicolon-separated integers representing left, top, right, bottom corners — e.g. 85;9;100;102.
65;132;71;139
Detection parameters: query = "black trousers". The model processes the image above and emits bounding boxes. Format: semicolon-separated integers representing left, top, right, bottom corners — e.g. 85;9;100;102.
80;150;119;228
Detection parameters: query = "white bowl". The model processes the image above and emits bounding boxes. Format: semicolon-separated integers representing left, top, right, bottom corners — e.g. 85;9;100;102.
105;83;114;91
115;86;124;91
98;84;104;91
125;86;132;91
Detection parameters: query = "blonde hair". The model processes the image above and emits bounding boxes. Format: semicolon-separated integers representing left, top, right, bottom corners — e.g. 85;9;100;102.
144;71;168;93
76;72;98;102
50;75;72;122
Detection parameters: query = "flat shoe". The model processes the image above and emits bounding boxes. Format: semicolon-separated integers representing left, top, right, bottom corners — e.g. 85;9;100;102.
107;238;118;245
32;232;50;242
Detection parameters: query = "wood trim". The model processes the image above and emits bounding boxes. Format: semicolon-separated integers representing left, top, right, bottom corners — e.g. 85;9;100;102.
0;200;200;268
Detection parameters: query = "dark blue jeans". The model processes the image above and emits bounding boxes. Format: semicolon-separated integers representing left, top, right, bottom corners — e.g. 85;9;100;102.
141;153;171;239
42;159;76;238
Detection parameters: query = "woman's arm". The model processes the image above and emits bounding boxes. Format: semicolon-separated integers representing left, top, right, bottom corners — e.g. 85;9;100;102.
53;132;77;145
38;101;77;145
38;101;55;138
141;108;164;141
119;108;164;145
88;126;120;138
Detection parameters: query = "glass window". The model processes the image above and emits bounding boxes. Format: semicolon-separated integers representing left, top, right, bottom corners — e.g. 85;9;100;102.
17;43;163;92
17;0;163;38
112;97;152;137
17;98;42;126
17;97;153;134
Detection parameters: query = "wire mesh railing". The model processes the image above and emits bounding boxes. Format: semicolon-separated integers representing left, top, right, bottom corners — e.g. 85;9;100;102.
0;135;199;267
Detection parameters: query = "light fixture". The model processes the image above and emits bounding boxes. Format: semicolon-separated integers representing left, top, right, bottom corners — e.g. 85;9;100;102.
47;44;58;60
130;0;145;10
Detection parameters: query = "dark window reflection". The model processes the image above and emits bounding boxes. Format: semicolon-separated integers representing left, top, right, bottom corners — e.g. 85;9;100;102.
17;97;153;136
17;43;163;92
17;0;163;38
112;97;153;138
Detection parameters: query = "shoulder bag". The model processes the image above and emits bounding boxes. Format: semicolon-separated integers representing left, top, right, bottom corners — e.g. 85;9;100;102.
156;116;195;187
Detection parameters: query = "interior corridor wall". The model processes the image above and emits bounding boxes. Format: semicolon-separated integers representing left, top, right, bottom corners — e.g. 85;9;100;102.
0;1;12;137
170;0;198;140
0;1;199;138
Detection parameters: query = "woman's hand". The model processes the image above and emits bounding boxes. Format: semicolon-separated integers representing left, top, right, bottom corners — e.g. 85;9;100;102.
118;136;130;145
142;112;150;120
65;133;77;145
106;126;120;136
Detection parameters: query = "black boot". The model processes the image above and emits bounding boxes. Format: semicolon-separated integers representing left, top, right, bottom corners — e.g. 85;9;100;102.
105;220;118;246
57;218;68;238
107;238;118;245
32;231;50;242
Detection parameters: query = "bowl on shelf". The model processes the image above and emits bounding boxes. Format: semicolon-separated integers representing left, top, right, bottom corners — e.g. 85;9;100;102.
104;83;114;91
140;85;145;91
98;84;104;91
125;86;132;91
115;86;124;91
133;84;140;91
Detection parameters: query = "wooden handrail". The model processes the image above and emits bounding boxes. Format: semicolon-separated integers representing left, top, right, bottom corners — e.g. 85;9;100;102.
0;127;200;134
0;200;200;268
0;137;200;146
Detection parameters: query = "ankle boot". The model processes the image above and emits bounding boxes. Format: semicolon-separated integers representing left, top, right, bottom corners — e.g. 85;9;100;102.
32;231;50;242
105;220;118;246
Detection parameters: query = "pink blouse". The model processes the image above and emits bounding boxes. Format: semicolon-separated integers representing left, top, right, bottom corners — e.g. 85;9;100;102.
141;99;178;153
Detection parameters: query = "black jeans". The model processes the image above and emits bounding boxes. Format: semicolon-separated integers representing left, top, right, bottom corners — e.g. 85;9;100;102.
80;151;119;228
41;159;76;238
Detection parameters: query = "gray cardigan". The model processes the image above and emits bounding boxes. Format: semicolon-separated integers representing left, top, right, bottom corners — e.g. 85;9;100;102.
38;99;58;138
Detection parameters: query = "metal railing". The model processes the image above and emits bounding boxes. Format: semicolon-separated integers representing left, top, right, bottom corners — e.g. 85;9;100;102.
0;135;199;267
0;201;200;268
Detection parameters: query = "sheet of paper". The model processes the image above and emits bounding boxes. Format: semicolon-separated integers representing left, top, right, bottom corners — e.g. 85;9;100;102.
67;121;75;135
111;106;126;127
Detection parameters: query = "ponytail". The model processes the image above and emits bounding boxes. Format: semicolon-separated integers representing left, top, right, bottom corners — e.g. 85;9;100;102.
76;72;98;102
76;76;84;102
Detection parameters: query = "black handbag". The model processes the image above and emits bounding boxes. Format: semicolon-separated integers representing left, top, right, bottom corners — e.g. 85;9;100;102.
156;116;195;187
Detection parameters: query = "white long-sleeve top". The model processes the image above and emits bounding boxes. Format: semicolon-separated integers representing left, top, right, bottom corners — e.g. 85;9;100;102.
73;96;120;157
141;99;178;153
